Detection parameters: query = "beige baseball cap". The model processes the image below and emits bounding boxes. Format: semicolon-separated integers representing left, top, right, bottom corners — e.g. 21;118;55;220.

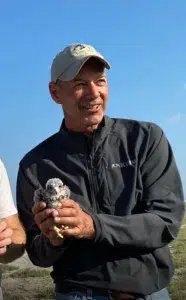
51;43;111;82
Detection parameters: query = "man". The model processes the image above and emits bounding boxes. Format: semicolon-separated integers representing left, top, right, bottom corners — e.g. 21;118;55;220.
0;159;26;298
16;43;185;300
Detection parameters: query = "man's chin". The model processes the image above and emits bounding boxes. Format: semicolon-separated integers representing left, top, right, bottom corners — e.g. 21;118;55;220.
81;114;104;133
83;113;104;126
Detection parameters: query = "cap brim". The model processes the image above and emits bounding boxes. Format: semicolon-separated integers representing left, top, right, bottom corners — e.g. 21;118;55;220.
59;55;111;82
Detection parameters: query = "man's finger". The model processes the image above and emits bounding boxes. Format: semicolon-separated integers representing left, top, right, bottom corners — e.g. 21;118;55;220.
0;221;7;233
39;217;55;235
32;202;47;214
34;208;54;225
57;208;77;218
54;216;79;227
0;238;12;248
60;199;78;208
61;227;81;238
0;228;13;241
0;246;7;255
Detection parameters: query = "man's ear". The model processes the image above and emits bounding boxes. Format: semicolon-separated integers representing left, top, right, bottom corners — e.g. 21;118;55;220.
48;82;61;104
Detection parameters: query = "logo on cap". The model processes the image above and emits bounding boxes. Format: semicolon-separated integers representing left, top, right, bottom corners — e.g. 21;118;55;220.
73;44;87;55
74;44;86;52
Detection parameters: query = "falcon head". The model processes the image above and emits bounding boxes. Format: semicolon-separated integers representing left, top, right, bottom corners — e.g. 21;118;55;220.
45;178;70;205
46;178;64;196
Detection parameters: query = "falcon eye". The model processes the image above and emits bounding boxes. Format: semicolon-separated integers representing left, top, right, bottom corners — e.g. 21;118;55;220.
48;185;53;190
58;185;62;188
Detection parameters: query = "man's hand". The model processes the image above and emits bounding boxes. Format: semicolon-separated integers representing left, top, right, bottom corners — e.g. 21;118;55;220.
53;199;95;239
32;202;64;246
0;220;13;255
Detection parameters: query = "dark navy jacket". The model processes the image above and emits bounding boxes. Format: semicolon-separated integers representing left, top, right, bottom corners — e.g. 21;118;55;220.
16;116;185;295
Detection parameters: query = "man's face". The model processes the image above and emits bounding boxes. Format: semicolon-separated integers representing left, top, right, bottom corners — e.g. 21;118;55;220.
49;59;108;132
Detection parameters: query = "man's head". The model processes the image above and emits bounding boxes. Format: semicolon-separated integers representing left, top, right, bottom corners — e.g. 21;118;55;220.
49;43;111;133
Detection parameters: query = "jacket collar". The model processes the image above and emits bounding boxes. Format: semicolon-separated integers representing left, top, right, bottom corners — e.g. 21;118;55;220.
57;115;113;154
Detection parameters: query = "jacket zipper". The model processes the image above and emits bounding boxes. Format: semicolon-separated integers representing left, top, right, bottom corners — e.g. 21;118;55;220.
87;154;98;213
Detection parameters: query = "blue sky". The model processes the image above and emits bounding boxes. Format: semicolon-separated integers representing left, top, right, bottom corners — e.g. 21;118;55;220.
0;1;186;199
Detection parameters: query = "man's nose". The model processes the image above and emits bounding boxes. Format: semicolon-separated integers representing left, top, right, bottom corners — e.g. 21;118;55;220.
87;82;100;98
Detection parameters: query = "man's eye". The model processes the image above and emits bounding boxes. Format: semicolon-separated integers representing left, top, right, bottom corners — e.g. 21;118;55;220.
75;82;85;88
97;79;106;85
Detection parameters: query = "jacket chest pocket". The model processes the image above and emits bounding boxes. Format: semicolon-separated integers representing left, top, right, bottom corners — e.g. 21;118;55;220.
102;161;138;215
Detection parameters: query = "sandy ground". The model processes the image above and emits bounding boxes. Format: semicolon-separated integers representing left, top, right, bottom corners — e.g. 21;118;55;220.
1;252;54;300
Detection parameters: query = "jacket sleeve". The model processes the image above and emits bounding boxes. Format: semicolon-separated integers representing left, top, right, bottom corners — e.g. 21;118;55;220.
92;124;185;250
16;166;68;267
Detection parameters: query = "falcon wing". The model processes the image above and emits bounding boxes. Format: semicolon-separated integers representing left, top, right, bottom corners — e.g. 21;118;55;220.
33;188;45;203
64;185;71;199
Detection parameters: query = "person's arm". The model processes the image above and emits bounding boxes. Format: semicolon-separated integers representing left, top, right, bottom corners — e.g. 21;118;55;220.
0;214;26;264
16;166;68;268
0;160;26;263
91;124;185;250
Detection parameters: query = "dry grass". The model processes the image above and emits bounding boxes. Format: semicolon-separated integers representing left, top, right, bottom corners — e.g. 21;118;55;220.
0;264;19;273
168;214;186;300
36;287;55;299
8;267;51;278
1;260;54;299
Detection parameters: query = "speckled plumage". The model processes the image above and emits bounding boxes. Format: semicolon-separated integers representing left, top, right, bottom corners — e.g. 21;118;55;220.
34;178;71;238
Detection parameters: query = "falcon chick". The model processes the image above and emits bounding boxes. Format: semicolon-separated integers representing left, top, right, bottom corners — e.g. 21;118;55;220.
34;178;71;239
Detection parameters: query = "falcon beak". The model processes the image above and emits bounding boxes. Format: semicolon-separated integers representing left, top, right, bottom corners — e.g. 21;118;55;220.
54;187;60;194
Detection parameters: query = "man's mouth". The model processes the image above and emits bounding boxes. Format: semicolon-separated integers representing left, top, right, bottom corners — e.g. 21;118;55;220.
82;104;101;112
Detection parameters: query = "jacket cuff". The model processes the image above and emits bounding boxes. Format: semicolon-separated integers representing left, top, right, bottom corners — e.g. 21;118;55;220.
91;214;102;243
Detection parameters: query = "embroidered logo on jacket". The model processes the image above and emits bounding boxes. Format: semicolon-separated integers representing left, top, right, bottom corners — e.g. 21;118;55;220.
111;159;136;169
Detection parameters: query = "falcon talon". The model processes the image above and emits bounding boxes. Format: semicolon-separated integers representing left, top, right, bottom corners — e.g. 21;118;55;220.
54;226;64;239
62;225;69;230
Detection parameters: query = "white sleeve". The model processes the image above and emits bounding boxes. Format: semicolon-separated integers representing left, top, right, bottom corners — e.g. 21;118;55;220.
0;159;17;218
